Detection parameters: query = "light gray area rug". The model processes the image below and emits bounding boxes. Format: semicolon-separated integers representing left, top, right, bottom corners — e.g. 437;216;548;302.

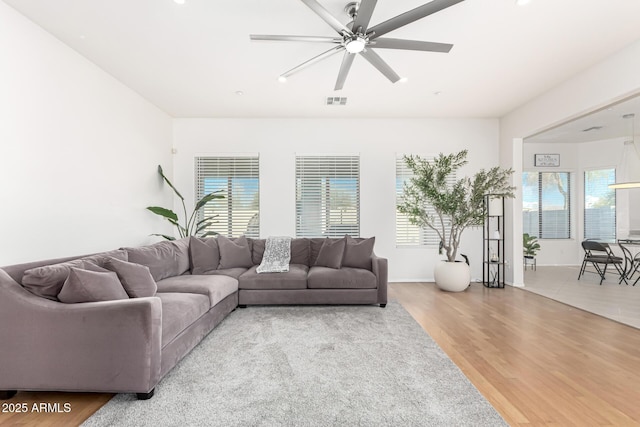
83;301;505;427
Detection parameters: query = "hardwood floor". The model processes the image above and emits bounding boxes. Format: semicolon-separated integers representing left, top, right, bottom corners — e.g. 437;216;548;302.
391;282;640;426
2;283;640;426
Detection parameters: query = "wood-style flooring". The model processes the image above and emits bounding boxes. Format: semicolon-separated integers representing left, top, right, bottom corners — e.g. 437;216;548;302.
2;283;639;426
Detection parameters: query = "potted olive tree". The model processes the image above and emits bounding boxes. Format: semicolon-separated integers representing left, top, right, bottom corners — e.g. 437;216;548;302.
398;150;515;291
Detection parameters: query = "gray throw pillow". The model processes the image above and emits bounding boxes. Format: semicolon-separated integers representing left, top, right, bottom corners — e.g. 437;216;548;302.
290;238;310;265
22;249;128;301
125;238;190;281
218;235;253;269
58;267;129;304
189;236;220;274
314;237;347;269
343;236;375;270
104;257;157;298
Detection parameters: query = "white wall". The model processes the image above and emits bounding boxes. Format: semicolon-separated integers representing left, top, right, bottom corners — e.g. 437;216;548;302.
500;39;640;285
0;3;173;265
173;118;500;282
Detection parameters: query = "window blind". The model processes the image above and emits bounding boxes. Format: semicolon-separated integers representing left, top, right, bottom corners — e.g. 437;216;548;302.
584;168;616;240
195;156;259;238
295;155;360;237
522;171;571;239
395;155;454;246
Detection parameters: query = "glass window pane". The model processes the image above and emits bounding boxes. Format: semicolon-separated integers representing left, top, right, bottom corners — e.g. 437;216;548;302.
584;169;616;240
296;156;360;237
522;171;571;239
196;157;259;238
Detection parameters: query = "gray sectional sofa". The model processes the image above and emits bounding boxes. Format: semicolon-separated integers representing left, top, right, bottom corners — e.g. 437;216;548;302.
0;235;387;400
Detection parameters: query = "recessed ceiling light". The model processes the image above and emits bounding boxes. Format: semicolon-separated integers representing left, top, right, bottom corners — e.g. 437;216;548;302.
174;0;185;4
278;76;287;83
235;91;244;96
516;0;531;5
79;35;86;40
433;91;442;96
399;77;408;83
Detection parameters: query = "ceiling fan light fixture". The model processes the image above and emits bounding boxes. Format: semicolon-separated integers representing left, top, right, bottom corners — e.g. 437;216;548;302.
344;36;366;54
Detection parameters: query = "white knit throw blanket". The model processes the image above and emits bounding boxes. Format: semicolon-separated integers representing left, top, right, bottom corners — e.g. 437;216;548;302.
256;236;291;273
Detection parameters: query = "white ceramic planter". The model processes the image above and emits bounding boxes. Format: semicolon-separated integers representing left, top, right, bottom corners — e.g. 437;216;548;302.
434;261;471;292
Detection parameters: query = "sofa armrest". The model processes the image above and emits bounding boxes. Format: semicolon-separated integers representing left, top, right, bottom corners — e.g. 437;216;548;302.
371;253;388;305
0;270;162;393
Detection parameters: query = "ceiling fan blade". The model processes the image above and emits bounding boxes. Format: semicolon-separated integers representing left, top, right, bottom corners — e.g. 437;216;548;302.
334;52;356;91
360;48;400;83
352;0;378;33
250;35;342;43
372;37;453;53
281;45;344;78
367;0;465;39
300;0;352;35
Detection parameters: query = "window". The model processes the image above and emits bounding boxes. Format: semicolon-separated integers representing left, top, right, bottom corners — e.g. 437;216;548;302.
295;155;359;237
522;171;571;239
395;155;455;246
195;156;259;238
584;168;616;240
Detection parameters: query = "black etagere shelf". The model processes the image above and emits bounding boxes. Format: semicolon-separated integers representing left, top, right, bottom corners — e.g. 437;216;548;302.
483;195;505;288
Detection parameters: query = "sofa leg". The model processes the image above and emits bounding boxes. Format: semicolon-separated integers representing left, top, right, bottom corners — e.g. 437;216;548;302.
380;304;386;308
136;389;154;400
238;305;247;309
0;390;17;400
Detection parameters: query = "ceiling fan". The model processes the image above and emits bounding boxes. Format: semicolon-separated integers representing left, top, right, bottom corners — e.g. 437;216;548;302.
250;0;465;90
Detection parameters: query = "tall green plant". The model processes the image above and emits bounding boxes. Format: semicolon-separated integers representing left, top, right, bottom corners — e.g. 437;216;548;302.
397;150;516;262
147;165;224;240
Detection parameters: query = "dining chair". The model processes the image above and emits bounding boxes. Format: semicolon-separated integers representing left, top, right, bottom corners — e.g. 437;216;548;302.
618;242;640;286
578;240;626;285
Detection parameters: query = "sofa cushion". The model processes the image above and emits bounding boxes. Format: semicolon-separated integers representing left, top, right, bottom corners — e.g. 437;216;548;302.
201;268;248;280
250;239;266;265
218;235;253;269
314;237;346;269
156;292;210;348
291;238;310;265
343;236;375;271
309;238;326;266
21;249;128;301
189;236;219;274
125;238;190;281
58;267;129;303
239;264;309;290
104;257;157;298
307;266;377;289
156;274;238;308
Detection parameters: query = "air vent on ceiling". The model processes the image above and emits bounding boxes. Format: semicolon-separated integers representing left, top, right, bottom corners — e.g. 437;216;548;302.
582;126;603;132
326;97;347;106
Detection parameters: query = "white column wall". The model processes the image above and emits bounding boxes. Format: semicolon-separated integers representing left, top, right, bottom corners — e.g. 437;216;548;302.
0;3;173;264
173;118;499;282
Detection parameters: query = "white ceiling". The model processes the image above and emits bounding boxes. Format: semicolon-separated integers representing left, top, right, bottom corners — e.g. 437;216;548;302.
5;0;640;119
